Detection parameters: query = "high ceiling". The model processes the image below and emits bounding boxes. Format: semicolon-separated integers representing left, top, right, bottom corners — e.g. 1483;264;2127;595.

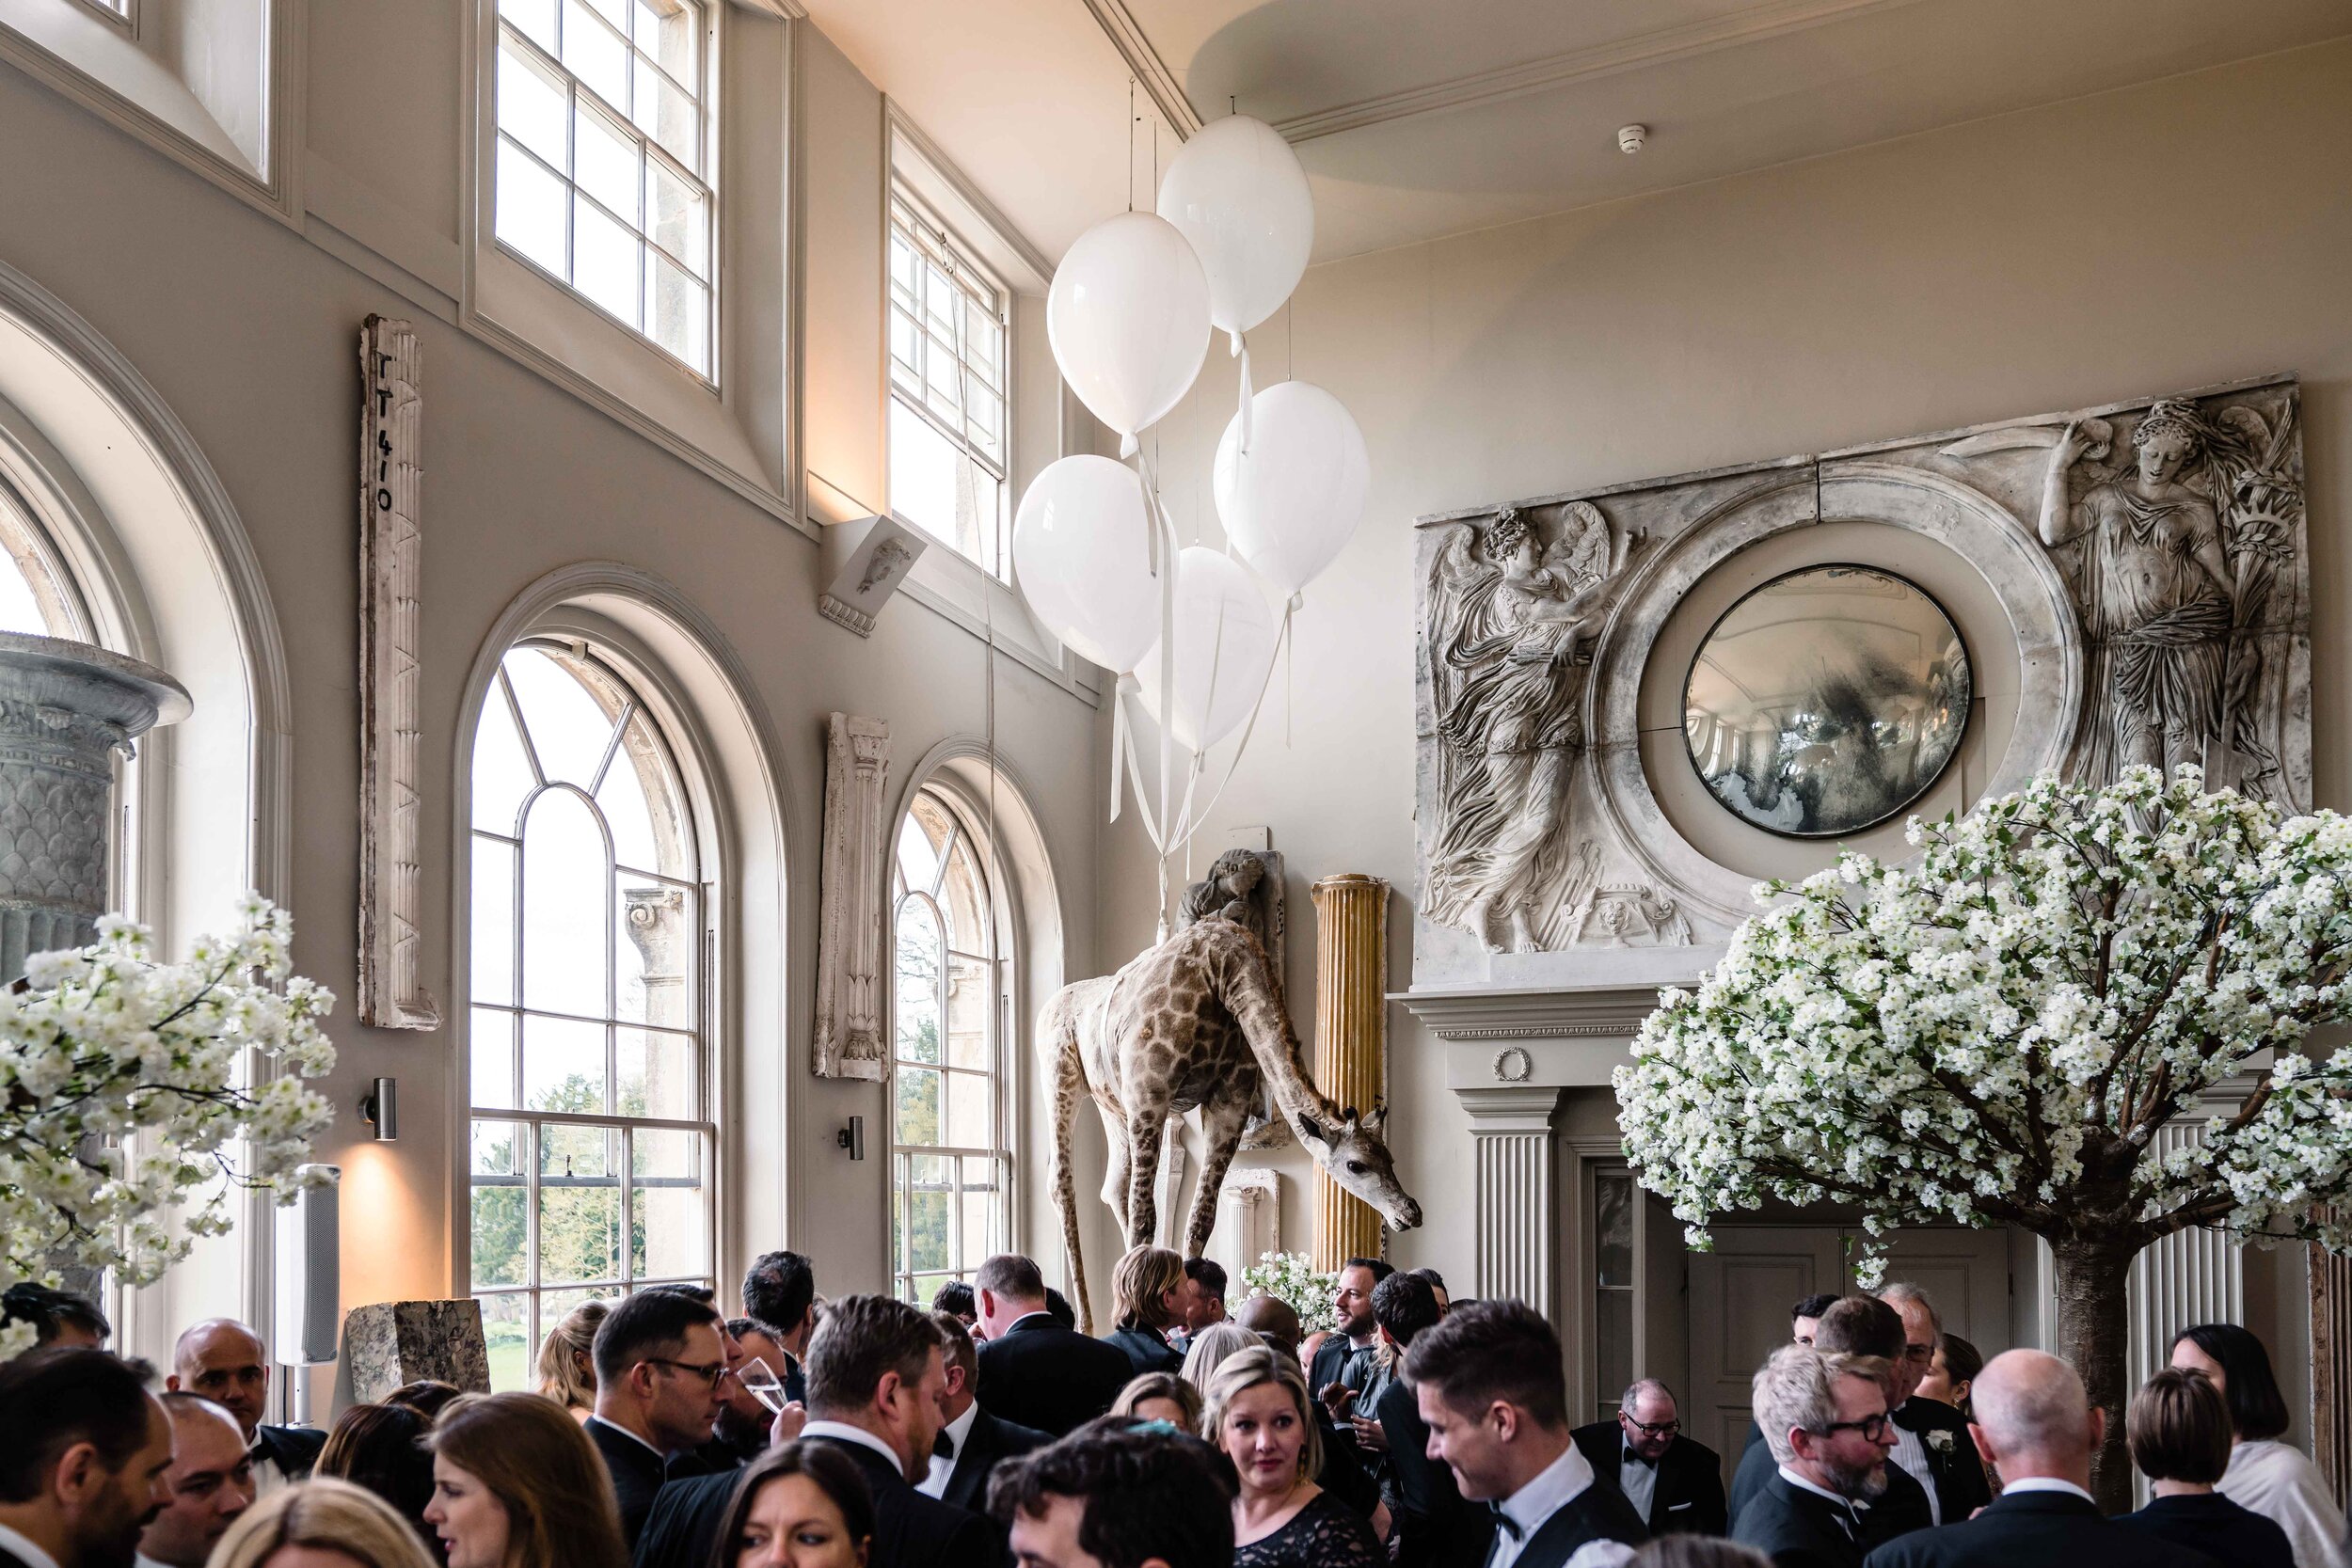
800;0;2352;267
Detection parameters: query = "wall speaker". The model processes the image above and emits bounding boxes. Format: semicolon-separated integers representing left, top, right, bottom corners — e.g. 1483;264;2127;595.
273;1164;342;1367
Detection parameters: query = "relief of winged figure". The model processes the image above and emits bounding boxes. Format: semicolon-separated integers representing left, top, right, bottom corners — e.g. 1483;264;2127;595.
1422;500;1640;953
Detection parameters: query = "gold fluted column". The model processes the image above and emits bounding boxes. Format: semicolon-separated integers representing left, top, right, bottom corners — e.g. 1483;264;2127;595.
1311;874;1389;1270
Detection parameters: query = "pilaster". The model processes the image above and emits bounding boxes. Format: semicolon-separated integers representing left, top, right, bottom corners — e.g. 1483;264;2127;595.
1457;1085;1566;1322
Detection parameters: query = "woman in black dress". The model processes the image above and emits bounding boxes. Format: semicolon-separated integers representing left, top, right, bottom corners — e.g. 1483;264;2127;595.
1204;1346;1382;1568
2119;1367;2294;1568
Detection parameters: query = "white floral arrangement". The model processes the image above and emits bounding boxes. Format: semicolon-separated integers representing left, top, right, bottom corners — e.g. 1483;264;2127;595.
0;895;336;1358
1239;1250;1340;1335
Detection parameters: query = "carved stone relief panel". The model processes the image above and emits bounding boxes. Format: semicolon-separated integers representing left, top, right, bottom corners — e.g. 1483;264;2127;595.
1412;375;2308;992
814;714;890;1080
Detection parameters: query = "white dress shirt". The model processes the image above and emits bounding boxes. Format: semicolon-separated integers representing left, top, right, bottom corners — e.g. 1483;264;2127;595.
1886;1418;1939;1525
1616;1444;1659;1526
1998;1476;2095;1503
918;1401;980;1498
801;1418;912;1480
1489;1442;1636;1568
0;1523;60;1568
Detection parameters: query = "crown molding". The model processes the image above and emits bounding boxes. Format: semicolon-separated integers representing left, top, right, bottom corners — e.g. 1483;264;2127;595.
1273;0;1925;143
1077;0;1200;139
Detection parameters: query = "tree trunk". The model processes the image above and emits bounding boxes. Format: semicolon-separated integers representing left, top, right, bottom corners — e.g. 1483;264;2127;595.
2051;1232;2137;1512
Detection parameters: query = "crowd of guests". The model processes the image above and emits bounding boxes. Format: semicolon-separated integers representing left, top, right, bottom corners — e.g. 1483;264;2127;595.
1;1265;2346;1568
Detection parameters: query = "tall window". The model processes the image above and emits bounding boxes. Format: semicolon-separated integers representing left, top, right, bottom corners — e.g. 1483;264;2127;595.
469;641;713;1391
888;196;1009;576
889;789;1009;1303
493;0;715;375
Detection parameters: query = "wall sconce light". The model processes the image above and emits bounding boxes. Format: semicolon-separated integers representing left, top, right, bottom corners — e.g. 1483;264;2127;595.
359;1077;398;1141
836;1115;865;1161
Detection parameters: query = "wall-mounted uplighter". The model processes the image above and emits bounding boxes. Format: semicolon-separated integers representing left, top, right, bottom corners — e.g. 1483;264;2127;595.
359;1076;399;1141
836;1115;866;1161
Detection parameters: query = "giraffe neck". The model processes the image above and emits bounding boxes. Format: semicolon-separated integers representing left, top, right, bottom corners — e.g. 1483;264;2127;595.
1212;934;1343;1122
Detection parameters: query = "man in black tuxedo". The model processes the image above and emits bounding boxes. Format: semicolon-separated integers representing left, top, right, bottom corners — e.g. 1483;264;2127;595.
166;1321;323;1497
741;1250;818;1406
1403;1299;1646;1568
973;1254;1134;1437
1863;1350;2217;1568
1311;1258;1394;1419
987;1419;1237;1568
1732;1299;1931;1547
1734;1346;1900;1568
585;1290;731;1545
1370;1273;1487;1568
1572;1381;1726;1538
919;1311;1050;1514
0;1349;174;1568
1875;1287;1991;1528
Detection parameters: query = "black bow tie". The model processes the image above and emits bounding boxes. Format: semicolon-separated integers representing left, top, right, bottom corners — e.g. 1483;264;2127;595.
933;1430;955;1460
1623;1448;1654;1468
1487;1503;1520;1541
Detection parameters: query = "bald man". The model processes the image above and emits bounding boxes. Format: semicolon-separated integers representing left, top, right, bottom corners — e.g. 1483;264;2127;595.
1860;1351;2217;1568
164;1321;323;1497
135;1397;253;1568
1236;1294;1302;1360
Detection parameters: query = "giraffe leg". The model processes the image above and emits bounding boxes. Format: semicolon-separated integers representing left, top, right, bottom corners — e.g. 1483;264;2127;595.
1093;1097;1132;1239
1186;1083;1251;1259
1048;1022;1098;1335
1124;1106;1166;1251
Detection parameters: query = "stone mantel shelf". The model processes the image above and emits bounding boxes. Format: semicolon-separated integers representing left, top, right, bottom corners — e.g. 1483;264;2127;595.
1393;980;1678;1090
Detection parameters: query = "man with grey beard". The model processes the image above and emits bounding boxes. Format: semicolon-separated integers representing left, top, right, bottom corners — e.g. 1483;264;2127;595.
1734;1346;1899;1568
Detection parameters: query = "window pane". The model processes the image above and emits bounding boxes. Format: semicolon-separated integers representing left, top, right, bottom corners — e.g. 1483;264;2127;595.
617;1028;695;1121
580;0;628;31
471;1007;518;1109
562;0;630;108
1597;1172;1634;1289
960;1157;1000;1265
521;789;612;1018
646;252;709;372
894;1066;940;1148
495;138;569;277
634;1129;708;1279
633;56;700;175
896;810;941;895
647;159;707;277
597;718;665;874
471;838;517;1005
895;906;941;1066
499;0;558;55
574;194;643;325
639;0;697;85
471;685;538;833
499;36;570;169
524;1013;608;1113
471;1121;528;1287
945;953;989;1069
618;877;693;1027
573;100;642;224
906;1154;950;1273
539;1123;621;1285
504;649;622;788
946;1069;991;1148
479;1291;533;1391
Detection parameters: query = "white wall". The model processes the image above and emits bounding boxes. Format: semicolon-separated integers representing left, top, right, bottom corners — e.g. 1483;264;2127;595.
0;3;1103;1391
1102;39;2352;1354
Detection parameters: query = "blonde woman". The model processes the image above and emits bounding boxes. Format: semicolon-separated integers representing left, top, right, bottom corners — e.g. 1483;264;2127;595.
1104;1244;1187;1376
421;1392;629;1568
1180;1322;1263;1393
209;1477;438;1568
534;1300;608;1421
1205;1347;1380;1568
1111;1370;1204;1432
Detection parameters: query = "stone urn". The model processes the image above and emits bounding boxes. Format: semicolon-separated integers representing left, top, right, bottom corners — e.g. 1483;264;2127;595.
0;632;190;980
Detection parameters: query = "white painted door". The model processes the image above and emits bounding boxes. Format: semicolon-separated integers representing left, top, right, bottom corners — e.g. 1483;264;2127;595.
1687;1226;2012;1487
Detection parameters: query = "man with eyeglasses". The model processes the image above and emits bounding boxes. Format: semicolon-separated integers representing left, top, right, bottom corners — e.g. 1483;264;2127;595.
1571;1380;1726;1537
585;1290;733;1546
1731;1298;1933;1545
1873;1285;1990;1529
1736;1346;1899;1568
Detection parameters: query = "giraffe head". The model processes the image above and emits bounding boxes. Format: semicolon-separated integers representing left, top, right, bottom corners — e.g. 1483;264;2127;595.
1295;1104;1422;1232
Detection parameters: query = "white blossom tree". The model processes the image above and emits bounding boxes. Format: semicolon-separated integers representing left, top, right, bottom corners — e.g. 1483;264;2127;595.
0;895;336;1357
1617;768;2352;1506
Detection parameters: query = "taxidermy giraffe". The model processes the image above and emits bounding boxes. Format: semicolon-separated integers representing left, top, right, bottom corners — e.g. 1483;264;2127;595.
1041;916;1423;1333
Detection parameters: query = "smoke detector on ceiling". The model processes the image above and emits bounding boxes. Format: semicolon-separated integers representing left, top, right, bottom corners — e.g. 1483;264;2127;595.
1617;123;1648;155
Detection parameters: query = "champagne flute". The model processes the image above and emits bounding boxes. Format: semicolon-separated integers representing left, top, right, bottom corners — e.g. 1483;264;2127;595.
738;1356;787;1414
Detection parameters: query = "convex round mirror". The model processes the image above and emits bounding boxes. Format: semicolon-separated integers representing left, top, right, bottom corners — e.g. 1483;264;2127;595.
1683;564;1970;837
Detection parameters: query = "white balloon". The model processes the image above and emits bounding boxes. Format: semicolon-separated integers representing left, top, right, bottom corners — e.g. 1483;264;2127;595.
1047;213;1212;445
1214;381;1369;594
1011;455;1163;673
1156;115;1313;344
1135;547;1279;752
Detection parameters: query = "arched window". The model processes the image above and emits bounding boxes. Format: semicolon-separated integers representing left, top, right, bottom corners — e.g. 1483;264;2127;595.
890;786;1008;1303
468;640;713;1389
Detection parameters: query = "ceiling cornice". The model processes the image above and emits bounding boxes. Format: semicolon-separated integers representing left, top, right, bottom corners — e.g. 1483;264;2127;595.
1077;0;1201;139
1271;0;1928;142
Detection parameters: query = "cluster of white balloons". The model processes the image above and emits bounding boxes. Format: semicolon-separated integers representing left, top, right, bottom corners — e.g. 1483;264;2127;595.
1011;115;1370;770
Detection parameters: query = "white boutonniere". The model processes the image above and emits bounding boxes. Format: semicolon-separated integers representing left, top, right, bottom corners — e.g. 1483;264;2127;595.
1926;1429;1955;1456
